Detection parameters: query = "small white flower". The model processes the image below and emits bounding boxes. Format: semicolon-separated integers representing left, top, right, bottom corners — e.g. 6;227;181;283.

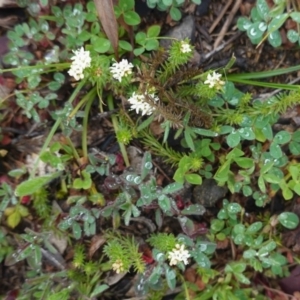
180;41;192;53
68;47;91;81
110;59;134;82
112;259;124;274
168;244;190;266
204;71;225;89
127;92;159;116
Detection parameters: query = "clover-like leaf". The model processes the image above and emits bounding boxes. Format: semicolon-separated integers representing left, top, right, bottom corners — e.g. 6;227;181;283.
278;212;299;229
273;131;291;144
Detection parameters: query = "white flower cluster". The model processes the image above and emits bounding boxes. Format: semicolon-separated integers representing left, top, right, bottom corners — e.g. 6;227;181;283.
110;59;134;82
180;41;192;53
204;71;225;90
168;244;190;266
68;47;91;81
112;259;124;274
128;92;159;116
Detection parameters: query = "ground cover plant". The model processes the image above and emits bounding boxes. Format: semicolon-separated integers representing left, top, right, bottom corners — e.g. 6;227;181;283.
1;0;300;299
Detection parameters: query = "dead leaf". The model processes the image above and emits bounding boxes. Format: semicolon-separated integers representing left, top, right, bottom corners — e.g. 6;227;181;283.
105;272;126;286
184;267;206;291
49;232;68;254
0;0;18;8
293;291;300;300
88;234;106;258
93;0;119;60
280;265;300;295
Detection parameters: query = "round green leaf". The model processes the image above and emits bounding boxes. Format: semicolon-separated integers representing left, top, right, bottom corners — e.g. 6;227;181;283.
170;6;181;21
133;47;145;56
227;203;242;214
216;232;226;240
270;142;282;159
237;17;252;31
278;212;299;229
135;31;146;44
226;131;241;147
119;40;133;51
233;224;245;234
242;185;253;196
119;0;135;10
147;25;161;37
287;29;299;43
163;0;172;6
256;0;270;21
208;96;224;107
251;7;262;22
289;141;300;155
185;173;202;185
192;251;211;268
282;186;293;200
290;11;300;23
238;127;255;140
124;11;141;26
210;219;225;232
268;29;282;47
93;37;111;53
54;72;65;83
7;211;21;228
145;39;159;51
247;22;264;40
273;131;291;144
243;249;256;259
246;221;263;234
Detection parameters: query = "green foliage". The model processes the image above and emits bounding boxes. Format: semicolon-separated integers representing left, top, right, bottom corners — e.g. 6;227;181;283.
237;0;300;47
58;204;101;239
0;228;13;263
146;0;201;21
104;231;145;273
147;233;177;252
2;0;300;298
210;199;295;279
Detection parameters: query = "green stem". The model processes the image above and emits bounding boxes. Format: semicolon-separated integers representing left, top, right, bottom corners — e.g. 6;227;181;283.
68;87;95;120
30;79;87;178
82;87;97;158
1;62;70;74
107;94;130;167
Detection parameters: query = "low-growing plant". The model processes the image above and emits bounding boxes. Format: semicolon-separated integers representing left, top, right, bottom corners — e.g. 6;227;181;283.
146;0;202;21
1;0;300;299
238;0;300;48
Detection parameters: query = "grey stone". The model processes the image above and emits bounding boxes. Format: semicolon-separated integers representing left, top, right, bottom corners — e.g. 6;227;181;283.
160;15;195;49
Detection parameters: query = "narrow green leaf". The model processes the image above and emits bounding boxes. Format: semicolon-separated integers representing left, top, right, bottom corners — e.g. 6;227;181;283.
90;284;109;297
15;172;61;197
268;13;288;32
